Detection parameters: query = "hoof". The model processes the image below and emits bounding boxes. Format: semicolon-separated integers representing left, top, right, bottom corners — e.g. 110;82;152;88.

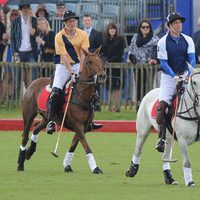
64;165;73;173
93;167;103;174
187;181;195;187
164;169;178;185
125;162;139;177
17;165;24;171
25;142;36;160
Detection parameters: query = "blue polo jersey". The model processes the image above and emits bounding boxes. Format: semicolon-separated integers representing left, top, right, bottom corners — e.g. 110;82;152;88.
157;33;195;75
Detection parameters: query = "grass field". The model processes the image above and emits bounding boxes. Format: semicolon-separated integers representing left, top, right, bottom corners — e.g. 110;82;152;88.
0;106;137;120
0;131;199;200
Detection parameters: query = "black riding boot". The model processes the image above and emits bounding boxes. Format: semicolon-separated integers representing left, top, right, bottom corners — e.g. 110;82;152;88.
155;101;168;152
46;87;62;134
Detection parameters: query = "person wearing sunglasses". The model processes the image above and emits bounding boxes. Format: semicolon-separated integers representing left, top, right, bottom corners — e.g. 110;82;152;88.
128;19;159;110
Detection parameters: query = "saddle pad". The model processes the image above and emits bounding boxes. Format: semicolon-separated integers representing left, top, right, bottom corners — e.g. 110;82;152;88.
37;86;50;111
151;99;159;119
151;98;178;119
37;86;71;111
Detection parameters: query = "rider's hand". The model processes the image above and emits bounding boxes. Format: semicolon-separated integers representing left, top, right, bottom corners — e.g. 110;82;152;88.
173;75;182;83
179;71;189;80
71;73;78;83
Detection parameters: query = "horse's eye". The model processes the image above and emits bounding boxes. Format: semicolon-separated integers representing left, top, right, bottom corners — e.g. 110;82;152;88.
193;81;196;85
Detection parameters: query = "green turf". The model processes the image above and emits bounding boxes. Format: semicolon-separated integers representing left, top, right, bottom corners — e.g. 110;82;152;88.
0;132;199;200
0;106;137;120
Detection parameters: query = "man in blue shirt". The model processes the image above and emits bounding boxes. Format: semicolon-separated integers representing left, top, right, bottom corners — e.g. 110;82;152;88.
155;13;196;152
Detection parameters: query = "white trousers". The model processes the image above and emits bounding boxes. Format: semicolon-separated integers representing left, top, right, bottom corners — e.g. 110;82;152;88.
159;72;177;105
52;63;80;89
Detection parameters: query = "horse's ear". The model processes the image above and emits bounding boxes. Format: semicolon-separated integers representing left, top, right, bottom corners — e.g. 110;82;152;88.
82;48;89;56
94;46;102;55
187;62;198;74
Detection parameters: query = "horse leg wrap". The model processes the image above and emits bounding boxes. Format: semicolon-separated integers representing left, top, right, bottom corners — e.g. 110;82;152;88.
25;141;37;160
17;148;26;171
183;167;194;186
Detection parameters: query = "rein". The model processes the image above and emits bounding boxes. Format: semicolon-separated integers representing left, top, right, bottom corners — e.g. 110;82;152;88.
69;54;104;110
176;72;200;141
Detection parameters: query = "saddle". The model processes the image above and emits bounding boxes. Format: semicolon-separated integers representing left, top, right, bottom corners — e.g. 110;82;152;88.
151;96;178;139
37;81;72;112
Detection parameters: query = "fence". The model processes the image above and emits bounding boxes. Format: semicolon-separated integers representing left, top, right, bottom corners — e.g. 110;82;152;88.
0;62;161;111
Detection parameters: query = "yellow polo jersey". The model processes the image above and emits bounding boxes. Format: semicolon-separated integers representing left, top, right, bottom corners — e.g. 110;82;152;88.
54;27;89;64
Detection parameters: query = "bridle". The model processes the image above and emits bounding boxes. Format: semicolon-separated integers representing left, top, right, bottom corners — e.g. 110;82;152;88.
70;54;105;107
176;72;200;141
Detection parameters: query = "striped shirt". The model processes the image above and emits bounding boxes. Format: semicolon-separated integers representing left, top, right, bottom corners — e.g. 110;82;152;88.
55;27;89;64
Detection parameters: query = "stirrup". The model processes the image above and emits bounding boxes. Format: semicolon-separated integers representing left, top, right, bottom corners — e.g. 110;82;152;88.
46;121;56;134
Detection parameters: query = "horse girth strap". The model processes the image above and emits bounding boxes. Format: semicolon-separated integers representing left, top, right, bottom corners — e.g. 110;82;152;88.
176;114;200;142
69;99;93;111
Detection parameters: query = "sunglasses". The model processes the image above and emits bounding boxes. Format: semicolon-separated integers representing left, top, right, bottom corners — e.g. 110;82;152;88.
11;13;19;16
57;6;65;9
141;26;150;29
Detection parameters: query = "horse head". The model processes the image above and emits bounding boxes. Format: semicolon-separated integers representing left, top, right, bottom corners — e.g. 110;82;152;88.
81;47;106;84
187;62;200;98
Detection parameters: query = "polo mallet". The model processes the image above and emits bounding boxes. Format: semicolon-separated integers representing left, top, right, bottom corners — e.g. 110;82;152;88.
51;85;72;157
162;96;179;163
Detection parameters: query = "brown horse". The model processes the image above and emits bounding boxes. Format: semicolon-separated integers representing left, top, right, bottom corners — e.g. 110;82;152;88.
17;47;106;173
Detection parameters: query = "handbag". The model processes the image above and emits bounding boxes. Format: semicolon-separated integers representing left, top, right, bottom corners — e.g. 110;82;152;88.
129;54;137;64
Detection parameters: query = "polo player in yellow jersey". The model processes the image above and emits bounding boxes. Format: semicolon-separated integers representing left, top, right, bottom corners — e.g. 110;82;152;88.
46;10;102;134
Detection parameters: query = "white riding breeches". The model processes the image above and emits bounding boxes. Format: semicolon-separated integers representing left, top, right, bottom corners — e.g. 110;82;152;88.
52;63;80;89
159;72;177;105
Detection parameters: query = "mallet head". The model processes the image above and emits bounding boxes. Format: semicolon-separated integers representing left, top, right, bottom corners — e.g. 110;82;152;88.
51;151;59;157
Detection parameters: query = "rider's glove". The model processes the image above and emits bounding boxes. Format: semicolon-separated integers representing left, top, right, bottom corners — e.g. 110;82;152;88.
179;71;189;81
173;75;182;83
71;73;78;83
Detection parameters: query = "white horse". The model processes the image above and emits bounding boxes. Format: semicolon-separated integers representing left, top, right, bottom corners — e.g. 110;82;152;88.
126;64;200;187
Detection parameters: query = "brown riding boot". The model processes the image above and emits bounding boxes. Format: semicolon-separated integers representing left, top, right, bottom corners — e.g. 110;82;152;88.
156;124;167;152
155;101;168;152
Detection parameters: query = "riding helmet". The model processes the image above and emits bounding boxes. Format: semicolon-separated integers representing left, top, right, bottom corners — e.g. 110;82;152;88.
167;13;186;26
62;10;79;22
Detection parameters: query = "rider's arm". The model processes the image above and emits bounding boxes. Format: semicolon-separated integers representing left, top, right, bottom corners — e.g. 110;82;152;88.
160;59;176;77
188;53;196;68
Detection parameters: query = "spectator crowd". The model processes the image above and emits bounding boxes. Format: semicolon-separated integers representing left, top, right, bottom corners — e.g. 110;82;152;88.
0;0;200;112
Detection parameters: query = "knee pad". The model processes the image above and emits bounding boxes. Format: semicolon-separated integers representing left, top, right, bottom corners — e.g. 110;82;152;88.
156;101;168;125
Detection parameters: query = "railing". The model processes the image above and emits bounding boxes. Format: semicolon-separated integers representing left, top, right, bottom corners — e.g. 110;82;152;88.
0;62;163;111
